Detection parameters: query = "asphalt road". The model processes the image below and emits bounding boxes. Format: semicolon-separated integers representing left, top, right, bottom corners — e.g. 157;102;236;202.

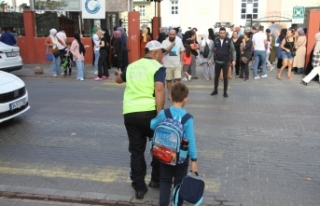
0;73;320;206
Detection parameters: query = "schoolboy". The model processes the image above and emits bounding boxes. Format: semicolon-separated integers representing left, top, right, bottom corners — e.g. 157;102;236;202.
150;83;198;206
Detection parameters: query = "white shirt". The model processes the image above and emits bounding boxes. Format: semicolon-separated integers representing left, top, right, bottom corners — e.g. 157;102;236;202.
56;31;67;50
92;34;100;51
162;37;185;67
252;32;267;51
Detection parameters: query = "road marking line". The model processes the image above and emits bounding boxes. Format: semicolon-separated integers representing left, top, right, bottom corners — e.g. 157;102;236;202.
101;82;231;89
0;163;220;193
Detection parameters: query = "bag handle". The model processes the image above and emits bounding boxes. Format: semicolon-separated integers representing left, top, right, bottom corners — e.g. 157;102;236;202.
189;171;199;177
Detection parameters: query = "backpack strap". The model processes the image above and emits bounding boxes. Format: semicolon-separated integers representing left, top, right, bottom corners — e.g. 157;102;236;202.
181;113;192;125
164;108;173;119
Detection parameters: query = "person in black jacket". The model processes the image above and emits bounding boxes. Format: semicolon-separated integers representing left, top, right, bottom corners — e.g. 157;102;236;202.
113;30;123;75
207;27;236;98
102;28;111;69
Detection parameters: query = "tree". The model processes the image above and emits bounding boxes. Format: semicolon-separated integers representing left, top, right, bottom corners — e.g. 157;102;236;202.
19;3;27;12
0;1;8;12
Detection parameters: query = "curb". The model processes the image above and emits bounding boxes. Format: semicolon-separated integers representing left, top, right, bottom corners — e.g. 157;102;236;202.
14;74;116;81
0;191;156;206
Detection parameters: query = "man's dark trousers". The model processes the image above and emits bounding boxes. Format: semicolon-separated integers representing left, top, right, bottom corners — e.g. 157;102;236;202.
214;61;229;93
124;111;160;191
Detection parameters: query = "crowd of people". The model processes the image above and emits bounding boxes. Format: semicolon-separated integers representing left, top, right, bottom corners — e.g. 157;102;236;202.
41;23;319;90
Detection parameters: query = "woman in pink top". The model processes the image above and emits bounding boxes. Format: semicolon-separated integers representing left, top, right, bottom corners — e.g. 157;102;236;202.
70;33;86;80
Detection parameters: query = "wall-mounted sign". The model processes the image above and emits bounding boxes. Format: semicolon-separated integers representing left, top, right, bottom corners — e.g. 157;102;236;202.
81;0;105;19
34;0;81;11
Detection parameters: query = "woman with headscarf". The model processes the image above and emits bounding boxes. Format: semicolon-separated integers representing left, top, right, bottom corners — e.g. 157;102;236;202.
293;28;307;74
200;33;214;80
117;27;128;72
302;32;320;85
113;30;123;75
140;28;151;57
45;28;66;77
91;26;98;66
70;33;86;81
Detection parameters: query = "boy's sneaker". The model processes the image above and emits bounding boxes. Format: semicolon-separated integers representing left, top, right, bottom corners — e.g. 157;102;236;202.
52;74;57;77
79;78;84;81
182;77;187;81
188;75;192;81
148;180;160;188
94;77;103;81
261;74;268;78
254;76;260;80
94;71;98;75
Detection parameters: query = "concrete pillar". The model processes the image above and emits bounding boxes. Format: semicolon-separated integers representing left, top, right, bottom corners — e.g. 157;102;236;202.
152;17;160;40
23;11;36;63
128;11;140;63
306;9;320;67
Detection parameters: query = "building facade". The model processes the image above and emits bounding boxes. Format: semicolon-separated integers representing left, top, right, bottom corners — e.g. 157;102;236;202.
124;0;319;35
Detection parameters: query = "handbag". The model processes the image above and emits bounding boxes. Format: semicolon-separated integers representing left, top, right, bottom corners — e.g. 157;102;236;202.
52;46;60;57
241;57;249;64
287;38;296;57
45;46;53;61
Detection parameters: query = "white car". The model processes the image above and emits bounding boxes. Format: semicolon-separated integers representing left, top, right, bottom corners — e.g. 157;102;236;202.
0;42;23;72
0;71;30;123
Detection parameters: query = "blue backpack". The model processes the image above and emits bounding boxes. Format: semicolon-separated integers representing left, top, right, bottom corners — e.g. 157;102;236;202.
150;108;192;165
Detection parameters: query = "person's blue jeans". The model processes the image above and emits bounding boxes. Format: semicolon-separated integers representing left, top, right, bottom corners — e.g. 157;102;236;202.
253;50;267;77
50;55;61;75
159;162;188;206
94;50;100;72
75;61;84;80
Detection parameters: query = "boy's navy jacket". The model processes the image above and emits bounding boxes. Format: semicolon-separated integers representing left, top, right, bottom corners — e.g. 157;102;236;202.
150;106;197;160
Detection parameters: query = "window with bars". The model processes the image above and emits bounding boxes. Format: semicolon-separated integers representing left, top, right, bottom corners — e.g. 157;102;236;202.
139;5;145;17
241;0;259;20
171;0;178;15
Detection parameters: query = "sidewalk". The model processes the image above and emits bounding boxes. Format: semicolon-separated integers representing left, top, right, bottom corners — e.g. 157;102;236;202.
11;64;119;80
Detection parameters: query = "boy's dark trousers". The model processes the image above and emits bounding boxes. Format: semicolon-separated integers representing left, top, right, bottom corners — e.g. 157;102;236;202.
214;61;229;93
159;162;188;206
124;111;160;192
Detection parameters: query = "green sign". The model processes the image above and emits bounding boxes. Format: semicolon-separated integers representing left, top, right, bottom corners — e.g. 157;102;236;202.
292;6;305;24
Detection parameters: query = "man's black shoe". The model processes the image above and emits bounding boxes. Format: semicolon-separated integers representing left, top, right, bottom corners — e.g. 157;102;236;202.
135;187;148;199
223;93;228;98
192;76;198;79
210;91;218;96
148;180;160;188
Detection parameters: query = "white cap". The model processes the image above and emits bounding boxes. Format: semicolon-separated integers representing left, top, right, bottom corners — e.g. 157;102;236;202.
145;40;165;52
